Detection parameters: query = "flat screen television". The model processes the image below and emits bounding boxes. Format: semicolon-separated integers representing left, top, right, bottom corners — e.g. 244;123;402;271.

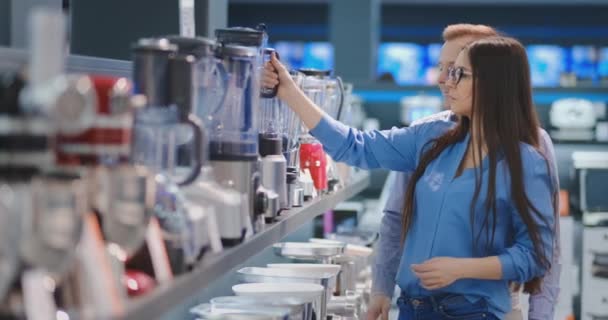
570;45;598;84
425;43;442;85
377;42;426;85
527;45;568;87
598;47;608;80
302;42;334;71
273;41;306;70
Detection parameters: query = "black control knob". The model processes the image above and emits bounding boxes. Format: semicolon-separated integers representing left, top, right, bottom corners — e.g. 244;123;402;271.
255;189;269;217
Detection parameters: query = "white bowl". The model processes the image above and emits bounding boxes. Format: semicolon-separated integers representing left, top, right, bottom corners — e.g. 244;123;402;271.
309;238;373;257
344;244;373;257
267;263;341;276
309;238;344;246
232;282;324;302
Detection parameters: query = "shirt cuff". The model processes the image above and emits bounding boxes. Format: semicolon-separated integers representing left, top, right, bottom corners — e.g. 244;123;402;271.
371;268;397;298
498;253;517;281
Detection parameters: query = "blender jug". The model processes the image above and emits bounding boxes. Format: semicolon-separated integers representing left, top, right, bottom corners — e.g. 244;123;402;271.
208;44;261;243
323;75;345;191
215;25;268;93
282;72;305;208
324;76;345;121
298;69;330;193
132;38;203;186
299;69;345;192
133;38;206;281
165;36;227;131
282;71;304;167
164;36;240;253
208;44;259;162
259;49;287;220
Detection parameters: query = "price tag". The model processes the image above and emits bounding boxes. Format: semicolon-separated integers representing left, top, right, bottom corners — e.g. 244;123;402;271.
179;0;196;37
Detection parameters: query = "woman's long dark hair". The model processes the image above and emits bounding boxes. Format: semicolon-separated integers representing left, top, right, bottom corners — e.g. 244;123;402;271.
400;37;552;294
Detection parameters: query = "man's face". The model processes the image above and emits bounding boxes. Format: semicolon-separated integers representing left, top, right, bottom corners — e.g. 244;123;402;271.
437;36;476;109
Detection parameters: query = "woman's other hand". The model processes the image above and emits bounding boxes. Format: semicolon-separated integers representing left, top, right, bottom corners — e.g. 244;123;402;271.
366;293;391;320
411;257;467;290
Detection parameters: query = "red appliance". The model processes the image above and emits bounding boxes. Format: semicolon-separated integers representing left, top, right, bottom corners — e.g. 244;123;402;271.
299;142;327;192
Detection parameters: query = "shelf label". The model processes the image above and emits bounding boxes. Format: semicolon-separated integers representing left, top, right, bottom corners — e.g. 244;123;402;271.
179;0;195;37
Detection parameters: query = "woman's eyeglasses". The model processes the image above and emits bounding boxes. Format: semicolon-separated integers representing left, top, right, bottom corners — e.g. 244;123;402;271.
447;66;472;85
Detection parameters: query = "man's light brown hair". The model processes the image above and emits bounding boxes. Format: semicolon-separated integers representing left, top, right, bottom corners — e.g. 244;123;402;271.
442;24;499;41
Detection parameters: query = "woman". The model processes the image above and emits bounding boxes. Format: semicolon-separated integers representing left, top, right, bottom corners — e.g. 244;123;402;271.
264;36;555;320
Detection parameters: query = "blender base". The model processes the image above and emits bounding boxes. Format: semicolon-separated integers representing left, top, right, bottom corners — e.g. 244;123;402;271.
220;227;247;247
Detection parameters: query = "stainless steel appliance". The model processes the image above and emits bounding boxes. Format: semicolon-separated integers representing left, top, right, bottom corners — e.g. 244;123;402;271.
259;49;287;220
211;25;282;233
207;43;264;241
132;38;204;186
237;267;337;320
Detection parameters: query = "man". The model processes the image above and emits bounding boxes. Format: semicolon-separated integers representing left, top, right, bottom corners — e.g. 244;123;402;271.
367;24;561;320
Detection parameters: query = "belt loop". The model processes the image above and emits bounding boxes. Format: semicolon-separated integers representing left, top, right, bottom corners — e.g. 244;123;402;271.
430;295;439;312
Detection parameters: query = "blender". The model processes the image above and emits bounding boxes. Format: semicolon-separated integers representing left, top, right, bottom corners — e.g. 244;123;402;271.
281;71;306;208
165;36;241;252
55;75;162;302
132;38;204;186
259;48;287;221
207;42;266;237
297;68;347;194
297;69;330;195
299;69;345;193
132;37;223;275
213;25;283;231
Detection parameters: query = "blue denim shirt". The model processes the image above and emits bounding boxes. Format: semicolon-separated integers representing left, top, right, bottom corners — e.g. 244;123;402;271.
309;114;556;319
369;111;561;320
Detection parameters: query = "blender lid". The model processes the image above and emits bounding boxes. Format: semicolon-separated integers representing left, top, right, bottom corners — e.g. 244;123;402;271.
0;166;41;181
215;27;266;47
133;38;178;52
215;44;258;58
166;35;216;58
298;68;331;77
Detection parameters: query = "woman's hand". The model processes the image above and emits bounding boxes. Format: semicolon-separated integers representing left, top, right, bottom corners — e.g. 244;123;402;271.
262;53;299;102
411;257;467;290
261;53;325;130
366;294;391;320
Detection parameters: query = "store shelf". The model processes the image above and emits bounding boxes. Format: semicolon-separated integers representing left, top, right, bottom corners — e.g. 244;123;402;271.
0;47;131;77
117;171;370;320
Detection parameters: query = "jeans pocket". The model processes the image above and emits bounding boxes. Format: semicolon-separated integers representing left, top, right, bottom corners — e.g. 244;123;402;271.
437;295;490;320
396;297;413;320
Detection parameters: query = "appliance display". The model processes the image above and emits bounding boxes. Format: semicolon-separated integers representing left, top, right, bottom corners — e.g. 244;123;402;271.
273;41;306;70
272;42;334;71
425;43;442;85
526;45;568;87
377;42;426;85
376;42;608;88
599;47;608;82
303;42;334;71
570;45;598;84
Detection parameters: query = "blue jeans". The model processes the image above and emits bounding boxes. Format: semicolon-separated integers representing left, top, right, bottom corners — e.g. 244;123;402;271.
397;293;500;320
